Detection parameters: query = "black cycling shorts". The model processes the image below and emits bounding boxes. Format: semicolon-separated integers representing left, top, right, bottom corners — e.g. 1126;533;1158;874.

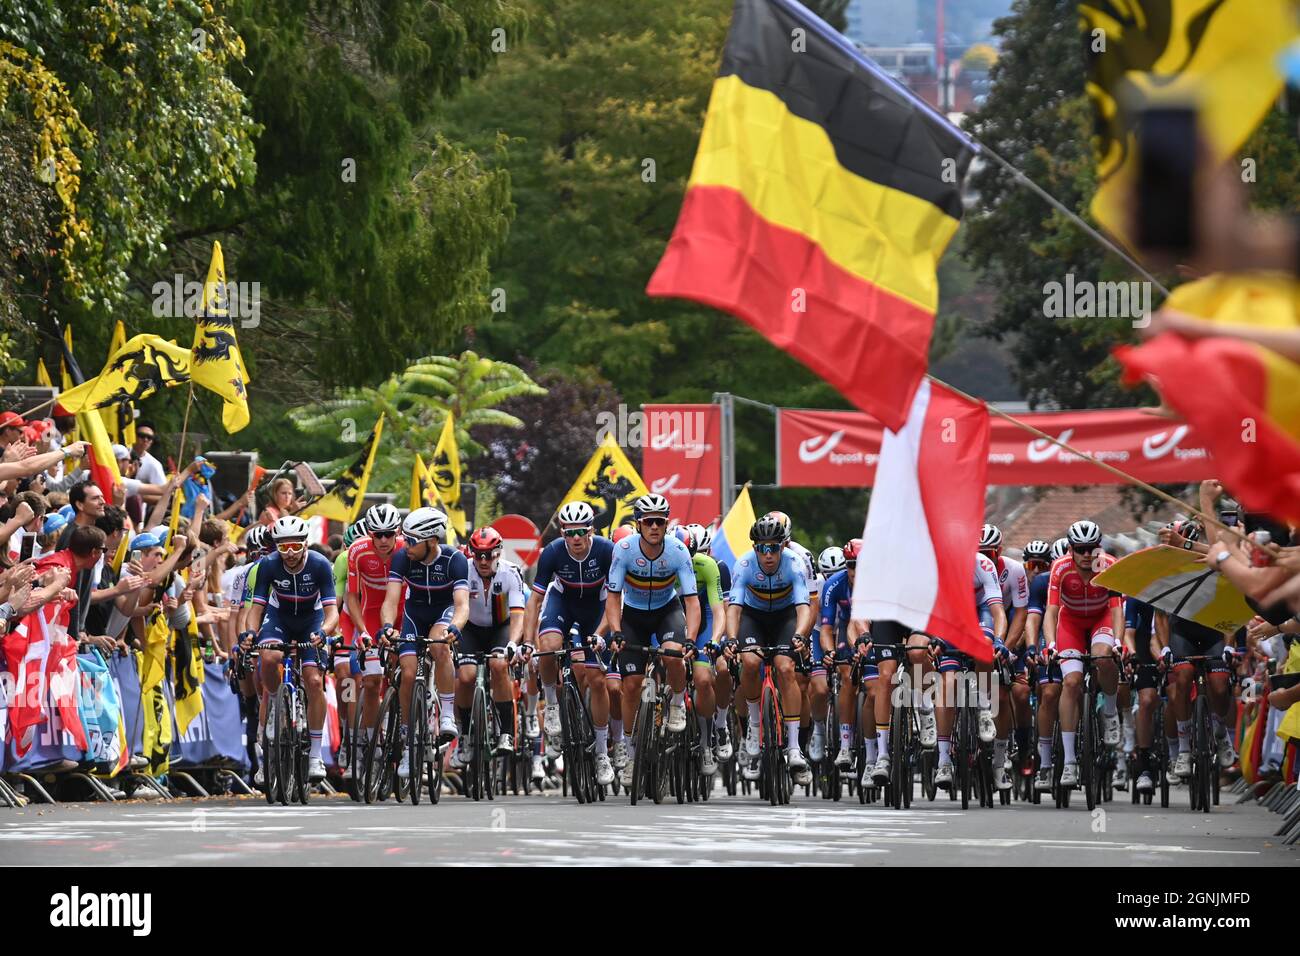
736;605;799;660
456;622;510;667
616;603;687;677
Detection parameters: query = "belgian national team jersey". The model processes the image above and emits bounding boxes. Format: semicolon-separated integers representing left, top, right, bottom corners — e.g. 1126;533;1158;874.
607;534;697;611
730;549;810;613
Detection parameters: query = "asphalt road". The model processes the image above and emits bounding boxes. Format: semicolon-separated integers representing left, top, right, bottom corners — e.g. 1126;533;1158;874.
2;777;1293;866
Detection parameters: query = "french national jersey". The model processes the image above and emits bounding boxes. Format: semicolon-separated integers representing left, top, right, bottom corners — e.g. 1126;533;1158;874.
531;535;614;605
252;551;337;625
388;544;469;612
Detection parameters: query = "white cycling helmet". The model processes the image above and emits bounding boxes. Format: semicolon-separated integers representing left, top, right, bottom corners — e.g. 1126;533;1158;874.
685;523;710;556
818;546;846;575
1067;519;1102;549
557;501;595;526
270;515;309;542
1050;537;1070;561
633;493;670;520
403;506;447;543
366;502;401;534
1023;539;1051;562
979;523;1003;550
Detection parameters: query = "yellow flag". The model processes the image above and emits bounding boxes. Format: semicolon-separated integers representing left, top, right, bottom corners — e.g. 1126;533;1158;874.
140;606;170;693
431;413;466;536
57;334;192;415
1163;273;1300;330
168;480;184;544
60;325;76;392
98;321;138;445
191;240;251;433
36;358;53;388
411;453;457;544
1083;0;1299;247
110;530;130;576
173;607;205;735
300;414;385;523
557;434;649;536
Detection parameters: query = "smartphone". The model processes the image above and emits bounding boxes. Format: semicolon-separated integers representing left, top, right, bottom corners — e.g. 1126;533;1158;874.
18;533;34;562
1136;106;1198;256
1220;510;1239;527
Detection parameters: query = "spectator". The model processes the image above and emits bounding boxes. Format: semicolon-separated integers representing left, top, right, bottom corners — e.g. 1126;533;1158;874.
57;480;106;550
258;476;302;525
132;421;166;486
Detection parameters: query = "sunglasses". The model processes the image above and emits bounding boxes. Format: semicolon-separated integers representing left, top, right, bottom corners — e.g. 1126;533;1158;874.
277;541;307;555
472;549;500;560
640;518;667;528
137;433;155;441
562;527;592;538
371;530;396;540
755;542;782;555
1071;546;1093;555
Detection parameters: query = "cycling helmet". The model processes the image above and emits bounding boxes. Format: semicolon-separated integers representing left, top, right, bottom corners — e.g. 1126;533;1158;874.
557;501;595;526
818;546;846;575
271;515;309;542
341;521;363;548
1023;539;1051;562
750;515;786;543
672;526;693;551
1067;519;1102;549
365;502;401;534
843;538;862;561
469;527;504;554
611;524;636;544
979;524;1003;550
1169;518;1203;543
763;510;793;543
633;493;670;520
685;523;709;556
245;524;267;553
403;506;447;543
1050;537;1070;561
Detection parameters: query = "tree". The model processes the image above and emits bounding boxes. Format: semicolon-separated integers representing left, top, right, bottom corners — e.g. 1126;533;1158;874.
288;350;544;494
473;366;629;530
803;0;850;31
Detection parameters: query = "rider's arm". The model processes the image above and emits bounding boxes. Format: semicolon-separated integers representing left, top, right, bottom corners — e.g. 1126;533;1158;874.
726;601;742;642
380;579;403;631
522;589;544;643
1122;626;1138;656
1152;610;1170;657
604;589;623;634
1109;596;1124;643
448;551;470;632
683;594;702;645
1043;604;1059;645
1005;607;1026;650
989;600;1007;643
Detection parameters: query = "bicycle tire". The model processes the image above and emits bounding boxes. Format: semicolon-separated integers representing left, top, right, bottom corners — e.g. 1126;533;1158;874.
557;681;582;805
274;684;293;806
408;678;427;805
630;697;654;805
373;687;399;803
347;675;368;802
361;689;385;804
1194;693;1212;814
1083;685;1099;812
761;684;779;807
294;689;311;805
889;680;907;810
262;711;278;805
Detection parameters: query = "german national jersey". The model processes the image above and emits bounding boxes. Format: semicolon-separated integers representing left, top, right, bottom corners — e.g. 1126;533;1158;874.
730;549;810;612
1046;554;1120;617
388;544;469;611
467;561;527;627
531;535;614;605
252;551;337;624
607;534;697;611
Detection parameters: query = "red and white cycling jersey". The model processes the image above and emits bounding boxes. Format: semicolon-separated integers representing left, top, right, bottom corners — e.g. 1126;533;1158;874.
1046;553;1120;618
974;552;1002;609
993;555;1029;609
347;536;404;631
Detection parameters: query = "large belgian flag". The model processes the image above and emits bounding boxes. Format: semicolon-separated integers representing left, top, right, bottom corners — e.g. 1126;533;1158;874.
647;0;974;431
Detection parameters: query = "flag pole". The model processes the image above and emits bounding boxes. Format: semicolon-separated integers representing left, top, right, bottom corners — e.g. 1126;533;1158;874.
929;375;1248;544
175;383;196;468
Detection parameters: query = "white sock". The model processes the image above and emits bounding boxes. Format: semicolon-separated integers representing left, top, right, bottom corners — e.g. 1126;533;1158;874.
310;730;323;760
1038;737;1052;767
610;718;624;743
747;698;760;726
1167;736;1181;758
1176;720;1190;752
594;725;608;754
698;714;711;736
542;682;557;706
877;729;890;753
812;719;825;738
671;690;685;707
526;692;538;711
1062;731;1077;764
938;738;951;764
785;719;801;751
993;738;1008;767
864;739;879;764
1102;693;1118;717
714;709;728;729
438;692;454;713
840;723;853;749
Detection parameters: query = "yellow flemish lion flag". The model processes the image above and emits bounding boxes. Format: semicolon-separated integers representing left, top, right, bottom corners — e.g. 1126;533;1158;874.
431;413;467;537
100;321;137;445
1082;0;1299;247
55;334;192;415
172;589;206;735
191;240;251;433
301;414;385;523
410;453;458;544
139;607;173;776
36;358;53;387
558;435;649;537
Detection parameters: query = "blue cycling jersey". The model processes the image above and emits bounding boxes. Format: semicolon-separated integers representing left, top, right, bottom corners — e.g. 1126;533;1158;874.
729;549;810;612
717;560;732;601
531;535;614;604
252;551;337;624
1027;571;1050;616
607;534;697;611
819;568;852;631
388;544;469;611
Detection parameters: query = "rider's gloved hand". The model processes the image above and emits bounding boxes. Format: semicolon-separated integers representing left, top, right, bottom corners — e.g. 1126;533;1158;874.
586;634;606;654
607;630;625;653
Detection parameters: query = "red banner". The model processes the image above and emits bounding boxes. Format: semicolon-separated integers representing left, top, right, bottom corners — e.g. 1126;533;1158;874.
777;406;1215;487
643;403;722;525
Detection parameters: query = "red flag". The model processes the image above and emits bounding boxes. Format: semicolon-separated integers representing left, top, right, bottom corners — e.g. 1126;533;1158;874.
851;380;992;662
2;609;52;757
1115;333;1300;523
46;632;89;753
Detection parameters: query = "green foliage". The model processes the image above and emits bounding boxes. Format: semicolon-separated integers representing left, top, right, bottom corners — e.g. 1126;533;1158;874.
288;350;545;494
802;0;850;31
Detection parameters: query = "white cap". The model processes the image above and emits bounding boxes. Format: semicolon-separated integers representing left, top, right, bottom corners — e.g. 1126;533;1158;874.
111;444;130;460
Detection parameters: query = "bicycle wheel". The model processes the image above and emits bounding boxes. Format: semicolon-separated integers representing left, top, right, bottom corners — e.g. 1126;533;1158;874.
347;678;367;802
371;687;399;803
630;697;654;805
262;712;278;806
888;685;907;810
408;678;427;805
957;706;972;811
294;689;311;805
724;708;740;797
1082;686;1098;811
274;684;293;806
761;685;780;807
1194;694;1212;814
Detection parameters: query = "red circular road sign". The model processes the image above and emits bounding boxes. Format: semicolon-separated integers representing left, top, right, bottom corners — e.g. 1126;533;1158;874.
490;514;543;568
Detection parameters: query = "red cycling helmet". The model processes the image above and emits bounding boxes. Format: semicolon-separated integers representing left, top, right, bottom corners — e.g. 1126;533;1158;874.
611;524;635;544
843;538;863;561
469;527;504;553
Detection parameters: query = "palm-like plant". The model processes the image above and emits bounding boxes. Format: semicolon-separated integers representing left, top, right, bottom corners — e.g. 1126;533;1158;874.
289;350;546;494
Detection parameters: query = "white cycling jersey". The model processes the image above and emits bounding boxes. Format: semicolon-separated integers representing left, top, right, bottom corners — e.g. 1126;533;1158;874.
787;540;822;596
973;552;1002;610
993;555;1029;610
466;560;527;628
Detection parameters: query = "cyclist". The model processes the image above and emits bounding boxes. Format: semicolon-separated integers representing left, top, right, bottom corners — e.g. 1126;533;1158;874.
680;524;727;775
330;518;365;777
818;542;874;777
725;514;814;786
932;551;1005;790
1123;594;1165;794
377;507;469;779
455;527;534;768
606;494;700;788
1042;519;1124;789
245;515;339;783
525;501;616;770
346;504;404;761
762;511;823;760
1029;537;1069;793
1011;539;1051;786
979;524;1028;792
